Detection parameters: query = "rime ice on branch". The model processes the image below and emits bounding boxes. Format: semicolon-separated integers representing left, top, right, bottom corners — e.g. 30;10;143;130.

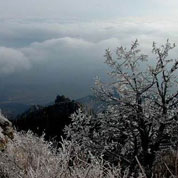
65;40;178;176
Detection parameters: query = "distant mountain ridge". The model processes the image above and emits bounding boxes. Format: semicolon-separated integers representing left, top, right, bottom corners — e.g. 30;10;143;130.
0;94;107;121
0;102;30;120
13;95;79;142
76;95;106;113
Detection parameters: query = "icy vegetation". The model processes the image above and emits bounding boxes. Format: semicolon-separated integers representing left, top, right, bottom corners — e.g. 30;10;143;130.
0;131;134;178
0;131;178;178
65;40;178;177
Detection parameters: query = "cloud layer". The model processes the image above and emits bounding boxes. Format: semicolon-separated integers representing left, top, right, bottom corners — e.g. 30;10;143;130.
0;47;30;74
0;17;178;102
1;17;178;74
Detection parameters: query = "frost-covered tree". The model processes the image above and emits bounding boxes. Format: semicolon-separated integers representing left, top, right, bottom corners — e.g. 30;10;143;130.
65;40;178;176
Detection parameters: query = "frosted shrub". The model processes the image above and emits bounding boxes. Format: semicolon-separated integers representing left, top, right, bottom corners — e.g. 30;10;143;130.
0;131;136;178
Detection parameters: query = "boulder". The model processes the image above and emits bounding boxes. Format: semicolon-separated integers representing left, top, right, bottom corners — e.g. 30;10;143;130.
0;113;14;151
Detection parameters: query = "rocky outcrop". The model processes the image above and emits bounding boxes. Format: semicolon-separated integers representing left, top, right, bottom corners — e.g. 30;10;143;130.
0;113;14;150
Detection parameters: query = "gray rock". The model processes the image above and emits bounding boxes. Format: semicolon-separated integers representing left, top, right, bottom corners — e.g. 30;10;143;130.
0;113;14;151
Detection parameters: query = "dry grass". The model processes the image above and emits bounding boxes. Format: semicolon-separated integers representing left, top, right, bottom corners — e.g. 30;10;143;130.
153;149;178;178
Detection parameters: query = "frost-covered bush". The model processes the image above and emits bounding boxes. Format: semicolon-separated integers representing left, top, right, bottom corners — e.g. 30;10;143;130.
65;40;178;177
0;131;135;178
1;130;178;178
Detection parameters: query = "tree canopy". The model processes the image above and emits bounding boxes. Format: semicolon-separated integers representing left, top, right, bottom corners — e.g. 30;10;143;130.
65;40;178;177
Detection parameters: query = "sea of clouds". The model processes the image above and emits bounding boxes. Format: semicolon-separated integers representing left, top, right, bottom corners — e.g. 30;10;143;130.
0;17;177;103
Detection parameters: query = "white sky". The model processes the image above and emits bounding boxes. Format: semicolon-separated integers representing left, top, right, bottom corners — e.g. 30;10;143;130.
0;0;178;19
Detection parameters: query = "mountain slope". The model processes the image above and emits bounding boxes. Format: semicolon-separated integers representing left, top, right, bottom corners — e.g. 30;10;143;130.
13;95;79;142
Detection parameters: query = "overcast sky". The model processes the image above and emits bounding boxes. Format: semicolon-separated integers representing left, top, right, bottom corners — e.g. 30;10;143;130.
1;0;178;19
0;0;178;104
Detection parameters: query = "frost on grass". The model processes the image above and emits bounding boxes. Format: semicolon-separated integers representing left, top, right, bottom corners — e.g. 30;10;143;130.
0;131;133;178
0;130;177;178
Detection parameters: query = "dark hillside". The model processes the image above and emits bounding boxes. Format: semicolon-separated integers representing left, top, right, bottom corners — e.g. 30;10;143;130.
13;95;79;142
